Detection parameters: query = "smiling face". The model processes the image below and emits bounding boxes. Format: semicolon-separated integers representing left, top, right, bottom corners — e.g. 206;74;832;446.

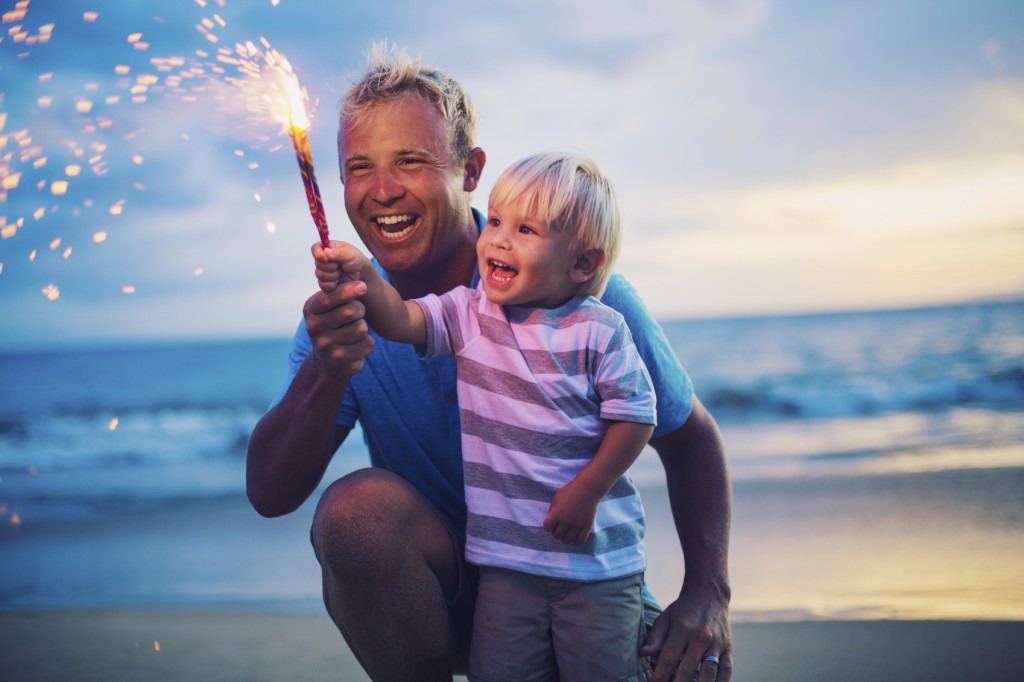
339;95;482;295
478;200;588;309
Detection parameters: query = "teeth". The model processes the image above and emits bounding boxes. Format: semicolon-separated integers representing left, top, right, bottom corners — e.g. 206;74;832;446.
379;225;412;241
376;214;412;226
488;258;516;283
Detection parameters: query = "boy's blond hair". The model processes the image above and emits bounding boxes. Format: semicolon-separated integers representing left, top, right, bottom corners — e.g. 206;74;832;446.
338;41;477;175
489;151;621;298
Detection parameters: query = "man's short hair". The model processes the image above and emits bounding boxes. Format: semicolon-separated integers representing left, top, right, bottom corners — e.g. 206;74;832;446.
338;41;477;175
489;151;622;298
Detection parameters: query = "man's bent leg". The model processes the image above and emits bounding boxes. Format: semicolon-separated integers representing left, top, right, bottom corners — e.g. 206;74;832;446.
311;468;467;681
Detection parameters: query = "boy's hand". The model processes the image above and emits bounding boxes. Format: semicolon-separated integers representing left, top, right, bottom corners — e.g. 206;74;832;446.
543;478;602;545
313;240;368;293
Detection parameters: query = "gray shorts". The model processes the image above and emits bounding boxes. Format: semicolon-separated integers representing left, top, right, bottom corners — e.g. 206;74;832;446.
468;566;650;682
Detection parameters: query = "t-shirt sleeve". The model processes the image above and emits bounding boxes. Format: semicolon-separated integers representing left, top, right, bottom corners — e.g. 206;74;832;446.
600;274;693;437
412;293;454;359
596;318;658;426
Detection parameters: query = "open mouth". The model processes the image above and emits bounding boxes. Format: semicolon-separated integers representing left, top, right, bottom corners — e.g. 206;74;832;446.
373;214;417;241
486;258;518;284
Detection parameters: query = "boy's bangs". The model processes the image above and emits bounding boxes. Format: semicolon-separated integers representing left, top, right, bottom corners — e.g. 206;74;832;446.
490;160;573;230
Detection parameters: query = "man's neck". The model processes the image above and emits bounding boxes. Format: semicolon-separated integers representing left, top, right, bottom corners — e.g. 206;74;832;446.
388;213;480;300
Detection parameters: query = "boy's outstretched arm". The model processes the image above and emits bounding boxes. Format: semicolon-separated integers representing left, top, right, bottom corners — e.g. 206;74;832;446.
314;241;427;345
543;420;654;545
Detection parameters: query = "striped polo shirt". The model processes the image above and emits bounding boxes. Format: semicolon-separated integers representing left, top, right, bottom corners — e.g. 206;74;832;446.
415;284;656;581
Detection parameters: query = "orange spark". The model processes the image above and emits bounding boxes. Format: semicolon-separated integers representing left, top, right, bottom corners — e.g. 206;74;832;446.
82;11;99;22
93;231;107;242
41;284;59;300
121;285;136;294
108;417;118;430
50;180;68;195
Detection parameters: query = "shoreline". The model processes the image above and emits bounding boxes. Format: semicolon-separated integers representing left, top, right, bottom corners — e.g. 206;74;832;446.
2;609;1022;681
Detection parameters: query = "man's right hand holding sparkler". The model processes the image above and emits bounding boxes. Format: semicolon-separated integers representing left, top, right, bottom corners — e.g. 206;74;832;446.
304;241;373;380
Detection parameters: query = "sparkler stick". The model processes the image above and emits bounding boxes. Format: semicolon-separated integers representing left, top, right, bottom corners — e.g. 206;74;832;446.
288;121;330;248
275;55;330;248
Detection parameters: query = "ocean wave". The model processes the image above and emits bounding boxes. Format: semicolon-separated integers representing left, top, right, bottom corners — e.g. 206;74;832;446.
0;406;260;474
700;363;1024;422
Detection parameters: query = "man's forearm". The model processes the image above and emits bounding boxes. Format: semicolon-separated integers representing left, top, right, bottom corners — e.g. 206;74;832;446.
653;397;732;601
246;353;351;517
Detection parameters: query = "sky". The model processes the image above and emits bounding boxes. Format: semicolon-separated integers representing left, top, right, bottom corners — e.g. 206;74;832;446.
0;0;1022;349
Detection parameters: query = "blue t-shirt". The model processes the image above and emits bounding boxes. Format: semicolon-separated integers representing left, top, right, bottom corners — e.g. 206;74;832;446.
274;211;694;539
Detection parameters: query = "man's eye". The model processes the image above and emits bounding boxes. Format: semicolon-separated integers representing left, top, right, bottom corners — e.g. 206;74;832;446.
347;163;371;176
399;157;426;167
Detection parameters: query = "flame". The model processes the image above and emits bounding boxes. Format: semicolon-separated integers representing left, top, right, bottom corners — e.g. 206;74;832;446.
264;51;310;132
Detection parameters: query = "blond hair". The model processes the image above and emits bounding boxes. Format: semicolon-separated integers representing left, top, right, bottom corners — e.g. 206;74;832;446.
489;151;621;297
338;41;477;171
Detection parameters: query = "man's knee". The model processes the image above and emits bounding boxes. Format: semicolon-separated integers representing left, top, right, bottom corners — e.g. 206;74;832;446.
312;469;414;562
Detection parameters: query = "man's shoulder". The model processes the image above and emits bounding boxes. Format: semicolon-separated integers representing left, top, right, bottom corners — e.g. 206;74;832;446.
599;273;655;324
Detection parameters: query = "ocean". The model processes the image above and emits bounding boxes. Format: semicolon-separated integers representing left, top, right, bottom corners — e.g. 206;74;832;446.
2;300;1023;618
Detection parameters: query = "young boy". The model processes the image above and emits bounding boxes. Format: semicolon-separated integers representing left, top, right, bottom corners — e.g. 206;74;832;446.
316;151;656;681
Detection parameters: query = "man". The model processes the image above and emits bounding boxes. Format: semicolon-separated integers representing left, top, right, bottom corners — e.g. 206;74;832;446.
247;43;732;682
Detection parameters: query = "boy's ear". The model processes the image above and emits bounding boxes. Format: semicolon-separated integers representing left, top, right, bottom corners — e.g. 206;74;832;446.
570;249;606;284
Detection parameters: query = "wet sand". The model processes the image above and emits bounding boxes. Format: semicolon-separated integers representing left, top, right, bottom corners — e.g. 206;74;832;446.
2;610;1021;681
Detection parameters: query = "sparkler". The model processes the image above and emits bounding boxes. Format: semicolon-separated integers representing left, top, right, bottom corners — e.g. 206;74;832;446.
1;1;336;302
270;53;330;249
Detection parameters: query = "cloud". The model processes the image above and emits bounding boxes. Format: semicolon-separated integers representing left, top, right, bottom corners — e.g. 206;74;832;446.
620;151;1024;317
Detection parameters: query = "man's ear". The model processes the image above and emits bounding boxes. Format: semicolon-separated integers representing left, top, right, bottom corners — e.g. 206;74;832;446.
570;249;606;284
463;147;487;192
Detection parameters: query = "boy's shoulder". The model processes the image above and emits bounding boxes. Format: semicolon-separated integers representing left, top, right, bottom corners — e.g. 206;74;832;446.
565;295;627;330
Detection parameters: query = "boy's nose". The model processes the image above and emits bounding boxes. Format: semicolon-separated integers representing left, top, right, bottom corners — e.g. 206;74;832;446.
490;227;511;249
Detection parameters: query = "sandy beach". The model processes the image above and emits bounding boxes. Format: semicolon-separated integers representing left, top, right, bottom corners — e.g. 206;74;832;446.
3;465;1023;680
2;610;1022;681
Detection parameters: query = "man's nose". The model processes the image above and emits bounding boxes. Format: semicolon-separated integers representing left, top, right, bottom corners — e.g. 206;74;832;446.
371;166;404;204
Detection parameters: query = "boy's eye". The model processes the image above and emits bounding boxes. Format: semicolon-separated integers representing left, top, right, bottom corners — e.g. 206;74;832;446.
518;224;535;235
487;217;500;227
